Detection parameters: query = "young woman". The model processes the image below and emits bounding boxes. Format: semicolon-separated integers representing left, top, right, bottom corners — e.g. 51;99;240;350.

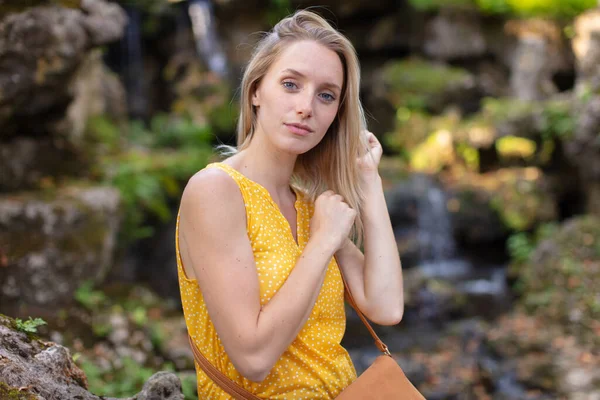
176;9;404;399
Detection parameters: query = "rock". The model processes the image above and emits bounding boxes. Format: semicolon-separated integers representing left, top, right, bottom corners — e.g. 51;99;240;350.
130;371;184;400
0;313;114;400
564;96;600;216
80;0;128;46
424;9;486;60
473;61;511;98
510;35;557;101
0;0;127;136
0;137;88;192
503;19;570;101
0;185;121;313
572;8;600;92
58;49;128;143
0;313;185;400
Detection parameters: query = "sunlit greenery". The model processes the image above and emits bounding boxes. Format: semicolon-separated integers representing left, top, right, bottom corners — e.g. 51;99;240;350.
495;136;537;160
408;0;597;17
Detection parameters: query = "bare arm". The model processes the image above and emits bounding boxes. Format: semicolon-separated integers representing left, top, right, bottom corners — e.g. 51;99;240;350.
335;174;404;325
335;131;404;326
179;170;352;382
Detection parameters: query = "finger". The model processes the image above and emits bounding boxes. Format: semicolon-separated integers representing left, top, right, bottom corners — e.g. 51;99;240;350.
333;194;344;202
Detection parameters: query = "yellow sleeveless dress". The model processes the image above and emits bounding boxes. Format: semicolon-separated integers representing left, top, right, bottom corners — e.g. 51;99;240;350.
175;162;357;399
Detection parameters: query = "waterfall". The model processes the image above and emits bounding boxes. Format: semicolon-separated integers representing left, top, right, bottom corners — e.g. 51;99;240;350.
121;6;147;119
187;0;228;77
417;184;456;262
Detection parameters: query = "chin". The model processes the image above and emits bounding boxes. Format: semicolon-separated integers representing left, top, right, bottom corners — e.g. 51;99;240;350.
277;138;318;155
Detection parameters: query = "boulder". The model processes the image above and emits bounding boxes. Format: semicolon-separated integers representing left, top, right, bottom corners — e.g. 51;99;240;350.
572;8;600;92
424;9;486;60
0;185;121;313
0;0;127;137
0;313;185;400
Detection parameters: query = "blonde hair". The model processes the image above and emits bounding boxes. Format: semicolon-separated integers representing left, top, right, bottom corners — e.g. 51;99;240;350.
219;9;369;245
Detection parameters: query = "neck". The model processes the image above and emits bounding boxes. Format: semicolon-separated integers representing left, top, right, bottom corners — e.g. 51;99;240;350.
234;132;297;199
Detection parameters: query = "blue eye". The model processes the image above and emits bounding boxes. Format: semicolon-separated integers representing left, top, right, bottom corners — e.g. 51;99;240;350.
282;81;297;90
320;93;335;102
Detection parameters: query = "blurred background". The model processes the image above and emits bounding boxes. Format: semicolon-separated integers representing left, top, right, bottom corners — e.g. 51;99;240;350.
1;0;599;398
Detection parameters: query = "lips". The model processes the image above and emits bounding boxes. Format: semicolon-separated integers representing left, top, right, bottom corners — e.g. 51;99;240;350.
285;123;313;135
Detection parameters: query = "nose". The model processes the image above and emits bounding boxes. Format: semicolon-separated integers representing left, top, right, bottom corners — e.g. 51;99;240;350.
296;91;313;118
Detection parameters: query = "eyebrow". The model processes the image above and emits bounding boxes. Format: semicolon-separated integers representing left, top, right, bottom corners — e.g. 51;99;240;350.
281;68;342;92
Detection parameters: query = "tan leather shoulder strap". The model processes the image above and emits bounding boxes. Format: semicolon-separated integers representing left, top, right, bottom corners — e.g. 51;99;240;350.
188;335;262;400
334;255;391;356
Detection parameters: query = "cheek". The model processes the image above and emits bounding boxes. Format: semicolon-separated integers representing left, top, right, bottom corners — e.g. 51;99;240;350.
322;108;339;129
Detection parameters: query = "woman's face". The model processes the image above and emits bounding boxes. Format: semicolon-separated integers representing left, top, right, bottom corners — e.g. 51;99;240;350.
252;40;344;155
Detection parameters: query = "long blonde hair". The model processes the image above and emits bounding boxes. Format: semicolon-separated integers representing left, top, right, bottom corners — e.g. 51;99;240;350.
219;9;369;245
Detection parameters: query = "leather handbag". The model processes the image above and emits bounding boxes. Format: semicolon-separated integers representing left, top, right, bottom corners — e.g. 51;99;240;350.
187;257;426;399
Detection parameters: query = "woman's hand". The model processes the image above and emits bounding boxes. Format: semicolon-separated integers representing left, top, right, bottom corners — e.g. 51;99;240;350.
310;191;357;253
357;130;382;177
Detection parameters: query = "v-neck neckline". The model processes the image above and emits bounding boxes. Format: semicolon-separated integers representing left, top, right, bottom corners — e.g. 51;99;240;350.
212;162;302;247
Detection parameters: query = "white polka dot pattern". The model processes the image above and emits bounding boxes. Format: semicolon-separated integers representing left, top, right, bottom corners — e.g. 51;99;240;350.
175;162;357;399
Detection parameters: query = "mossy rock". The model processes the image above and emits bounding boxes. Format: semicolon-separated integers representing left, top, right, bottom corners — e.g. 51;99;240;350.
0;185;121;312
0;382;39;400
514;215;600;348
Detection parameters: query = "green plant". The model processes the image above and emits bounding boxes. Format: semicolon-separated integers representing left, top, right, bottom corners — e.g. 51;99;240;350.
92;114;213;242
75;280;107;311
80;356;156;397
14;317;47;334
507;232;534;264
539;100;576;141
179;373;198;399
266;0;291;26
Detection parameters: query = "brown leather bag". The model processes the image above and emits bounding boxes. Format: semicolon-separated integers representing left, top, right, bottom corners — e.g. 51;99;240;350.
187;257;426;399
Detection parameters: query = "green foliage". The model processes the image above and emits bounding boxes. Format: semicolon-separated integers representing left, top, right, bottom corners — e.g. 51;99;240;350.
408;0;597;17
75;280;108;311
128;113;213;149
507;232;535;264
480;97;537;125
538;99;576;140
80;356;155;398
88;114;213;242
510;216;600;347
381;58;472;111
14;317;47;334
455;143;480;171
179;373;198;400
408;0;474;11
266;0;292;26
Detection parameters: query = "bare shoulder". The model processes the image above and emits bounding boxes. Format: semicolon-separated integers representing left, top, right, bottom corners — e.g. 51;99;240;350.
180;167;244;219
178;167;249;280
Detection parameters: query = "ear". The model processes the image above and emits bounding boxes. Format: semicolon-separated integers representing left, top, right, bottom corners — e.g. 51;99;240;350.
251;83;261;107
